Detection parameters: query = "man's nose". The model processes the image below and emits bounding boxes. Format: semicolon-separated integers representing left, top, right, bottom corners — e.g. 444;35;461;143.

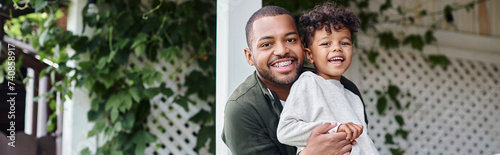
273;42;288;56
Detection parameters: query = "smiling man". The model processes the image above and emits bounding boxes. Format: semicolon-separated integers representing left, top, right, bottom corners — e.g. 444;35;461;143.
222;5;356;155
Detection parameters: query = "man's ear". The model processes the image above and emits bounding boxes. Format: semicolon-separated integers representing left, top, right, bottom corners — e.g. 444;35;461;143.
244;48;254;66
305;48;314;64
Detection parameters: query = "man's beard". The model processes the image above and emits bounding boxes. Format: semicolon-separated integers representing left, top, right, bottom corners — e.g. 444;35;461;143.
255;58;302;86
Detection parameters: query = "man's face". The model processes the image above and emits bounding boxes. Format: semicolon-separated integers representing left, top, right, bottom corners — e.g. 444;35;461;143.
244;14;304;86
305;26;353;80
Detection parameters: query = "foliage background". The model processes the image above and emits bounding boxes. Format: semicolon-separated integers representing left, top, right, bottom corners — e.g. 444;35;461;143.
3;0;215;154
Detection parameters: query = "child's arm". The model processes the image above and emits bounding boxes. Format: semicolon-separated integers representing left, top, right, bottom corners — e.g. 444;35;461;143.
336;122;363;142
277;108;330;147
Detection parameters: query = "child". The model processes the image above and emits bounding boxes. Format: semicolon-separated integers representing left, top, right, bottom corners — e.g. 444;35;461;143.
276;3;379;154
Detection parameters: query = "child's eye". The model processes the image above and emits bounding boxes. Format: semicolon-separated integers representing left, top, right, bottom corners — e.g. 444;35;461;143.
341;42;351;45
286;38;296;43
261;43;271;47
320;42;330;46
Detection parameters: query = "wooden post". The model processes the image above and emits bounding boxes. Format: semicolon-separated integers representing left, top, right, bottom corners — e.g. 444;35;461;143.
477;0;491;35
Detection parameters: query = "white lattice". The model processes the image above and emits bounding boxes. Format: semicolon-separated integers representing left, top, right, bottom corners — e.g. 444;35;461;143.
359;50;500;155
129;56;211;155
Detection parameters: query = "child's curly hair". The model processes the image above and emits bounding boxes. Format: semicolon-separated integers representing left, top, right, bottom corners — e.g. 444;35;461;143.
300;2;360;48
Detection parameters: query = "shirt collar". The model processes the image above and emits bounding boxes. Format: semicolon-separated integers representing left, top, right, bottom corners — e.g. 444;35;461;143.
253;71;284;115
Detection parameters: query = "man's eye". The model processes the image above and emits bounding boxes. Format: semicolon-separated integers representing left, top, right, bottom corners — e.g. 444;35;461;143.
286;38;296;43
321;43;330;46
261;43;271;47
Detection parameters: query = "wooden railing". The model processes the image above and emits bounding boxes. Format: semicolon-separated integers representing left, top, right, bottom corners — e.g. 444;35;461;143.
1;35;63;155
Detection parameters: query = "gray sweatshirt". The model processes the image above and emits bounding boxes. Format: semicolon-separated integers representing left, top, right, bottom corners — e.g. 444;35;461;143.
277;71;379;155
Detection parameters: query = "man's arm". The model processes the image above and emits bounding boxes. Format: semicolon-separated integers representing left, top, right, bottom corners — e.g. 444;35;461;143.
223;101;281;155
300;123;352;155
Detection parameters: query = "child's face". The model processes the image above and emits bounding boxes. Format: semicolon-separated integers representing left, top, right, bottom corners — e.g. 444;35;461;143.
305;25;353;80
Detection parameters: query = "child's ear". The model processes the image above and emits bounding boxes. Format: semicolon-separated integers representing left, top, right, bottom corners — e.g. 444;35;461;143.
305;48;314;64
244;48;254;66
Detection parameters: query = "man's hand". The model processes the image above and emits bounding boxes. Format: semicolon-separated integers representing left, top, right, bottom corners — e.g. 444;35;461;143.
337;122;363;142
300;122;352;155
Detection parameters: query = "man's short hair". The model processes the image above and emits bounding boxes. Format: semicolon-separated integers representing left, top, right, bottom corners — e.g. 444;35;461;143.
245;6;294;49
300;2;360;48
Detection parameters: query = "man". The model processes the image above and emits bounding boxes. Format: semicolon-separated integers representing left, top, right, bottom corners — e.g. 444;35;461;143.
222;5;365;155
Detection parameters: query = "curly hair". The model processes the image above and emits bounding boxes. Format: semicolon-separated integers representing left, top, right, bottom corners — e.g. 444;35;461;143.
300;2;360;48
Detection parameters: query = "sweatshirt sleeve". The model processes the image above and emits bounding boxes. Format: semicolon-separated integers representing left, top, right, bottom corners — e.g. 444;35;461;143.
276;72;332;147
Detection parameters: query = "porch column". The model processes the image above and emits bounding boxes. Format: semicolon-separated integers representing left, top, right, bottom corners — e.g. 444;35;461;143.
216;0;261;154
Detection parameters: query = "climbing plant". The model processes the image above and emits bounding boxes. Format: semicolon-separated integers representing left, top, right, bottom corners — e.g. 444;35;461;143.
3;0;215;154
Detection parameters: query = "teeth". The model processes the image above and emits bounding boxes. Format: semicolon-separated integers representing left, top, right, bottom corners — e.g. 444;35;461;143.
329;57;344;61
273;61;292;68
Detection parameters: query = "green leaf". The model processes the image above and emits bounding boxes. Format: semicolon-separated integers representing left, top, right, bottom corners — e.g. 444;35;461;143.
395;128;410;140
129;87;141;102
114;121;122;132
194;124;215;153
134;44;146;56
444;5;453;19
105;94;122;111
135;142;146;155
402;34;424;51
190;110;212;124
87;110;102;122
116;38;130;50
465;2;475;12
132;33;149;56
378;32;400;49
143;131;156;142
80;148;91;155
387;85;401;109
424;30;436;44
390;148;405;155
395;115;404;126
385;133;394;144
144;88;161;99
379;0;392;13
121;94;133;112
123;112;135;130
111;108;119;123
161;46;181;61
83;76;96;90
39;29;49;46
34;0;48;12
96;57;107;69
358;12;378;31
174;95;190;111
366;50;379;67
420;10;427;16
376;96;388;115
49;100;57;110
161;87;174;97
428;54;449;70
408;16;414;24
405;101;411;109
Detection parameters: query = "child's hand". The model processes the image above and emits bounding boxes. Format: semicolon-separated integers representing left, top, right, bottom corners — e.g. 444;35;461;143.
337;122;363;142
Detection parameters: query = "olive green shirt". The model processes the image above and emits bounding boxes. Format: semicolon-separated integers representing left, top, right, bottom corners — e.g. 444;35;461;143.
222;71;367;155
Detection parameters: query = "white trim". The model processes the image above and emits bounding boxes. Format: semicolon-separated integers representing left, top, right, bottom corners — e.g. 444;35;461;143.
62;0;97;154
24;68;35;135
358;25;500;63
216;0;261;154
36;76;49;138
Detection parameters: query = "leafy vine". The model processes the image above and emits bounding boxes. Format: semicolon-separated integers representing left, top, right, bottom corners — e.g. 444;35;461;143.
3;0;215;154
